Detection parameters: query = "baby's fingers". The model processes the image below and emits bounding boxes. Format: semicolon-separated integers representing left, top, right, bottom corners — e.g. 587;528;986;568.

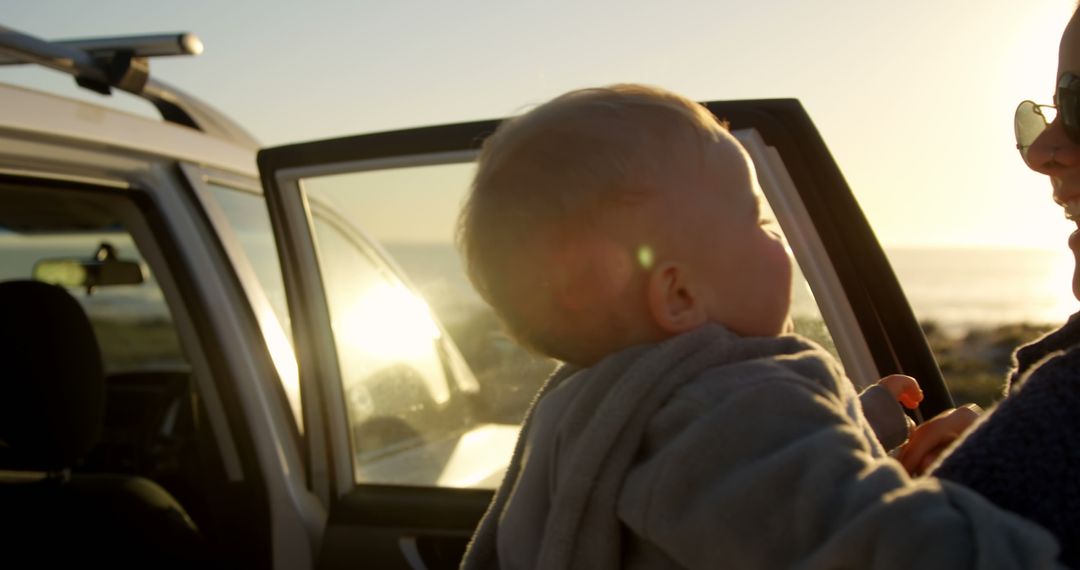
878;374;923;409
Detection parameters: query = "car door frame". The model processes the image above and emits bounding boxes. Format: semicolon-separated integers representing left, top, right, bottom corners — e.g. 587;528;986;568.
256;98;950;569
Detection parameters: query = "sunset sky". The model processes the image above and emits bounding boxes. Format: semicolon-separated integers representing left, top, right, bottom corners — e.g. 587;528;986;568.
4;0;1076;249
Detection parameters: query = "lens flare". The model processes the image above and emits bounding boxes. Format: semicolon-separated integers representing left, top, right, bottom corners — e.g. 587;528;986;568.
637;245;654;269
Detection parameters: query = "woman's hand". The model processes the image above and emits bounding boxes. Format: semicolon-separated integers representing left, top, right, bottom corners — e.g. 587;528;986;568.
898;404;983;476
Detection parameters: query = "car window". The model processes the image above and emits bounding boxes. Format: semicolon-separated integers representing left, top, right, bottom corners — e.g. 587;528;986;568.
308;208;494;485
0;189;185;373
203;184;293;346
192;179;303;430
304;163;556;429
301;160;840;369
292;150;843;490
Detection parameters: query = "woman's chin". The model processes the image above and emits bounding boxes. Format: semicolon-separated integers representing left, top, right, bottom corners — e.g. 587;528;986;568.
1073;252;1080;303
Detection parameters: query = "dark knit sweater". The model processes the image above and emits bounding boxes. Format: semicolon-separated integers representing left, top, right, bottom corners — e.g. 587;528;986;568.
934;312;1080;567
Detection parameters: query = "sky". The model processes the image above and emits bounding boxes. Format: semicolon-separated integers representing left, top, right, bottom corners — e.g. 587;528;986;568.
3;0;1077;250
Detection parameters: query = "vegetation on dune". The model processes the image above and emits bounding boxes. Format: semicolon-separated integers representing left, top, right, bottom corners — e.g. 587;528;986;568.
921;321;1056;409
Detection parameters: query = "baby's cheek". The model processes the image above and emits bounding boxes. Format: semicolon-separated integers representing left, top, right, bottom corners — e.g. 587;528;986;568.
553;239;635;311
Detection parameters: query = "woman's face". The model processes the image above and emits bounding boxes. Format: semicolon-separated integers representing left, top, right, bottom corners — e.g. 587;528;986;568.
1026;12;1080;301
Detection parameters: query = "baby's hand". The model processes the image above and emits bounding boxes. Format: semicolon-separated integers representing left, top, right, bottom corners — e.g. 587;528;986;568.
898;404;982;476
861;375;921;452
877;374;923;409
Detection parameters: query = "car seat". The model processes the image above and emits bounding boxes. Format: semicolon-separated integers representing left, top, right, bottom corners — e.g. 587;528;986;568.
0;279;210;567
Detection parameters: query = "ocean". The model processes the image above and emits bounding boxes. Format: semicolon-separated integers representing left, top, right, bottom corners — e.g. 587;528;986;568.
885;247;1076;329
385;243;1080;333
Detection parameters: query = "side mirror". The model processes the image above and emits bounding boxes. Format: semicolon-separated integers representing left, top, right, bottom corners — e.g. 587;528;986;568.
33;242;145;294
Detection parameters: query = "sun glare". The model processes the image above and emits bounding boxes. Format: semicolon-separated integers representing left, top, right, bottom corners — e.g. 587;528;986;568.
256;305;303;431
335;281;441;355
1004;4;1071;100
332;281;449;403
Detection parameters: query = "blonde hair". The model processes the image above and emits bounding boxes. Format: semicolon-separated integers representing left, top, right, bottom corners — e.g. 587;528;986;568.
457;83;729;358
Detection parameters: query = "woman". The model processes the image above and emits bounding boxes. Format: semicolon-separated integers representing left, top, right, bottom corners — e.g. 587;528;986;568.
926;7;1080;567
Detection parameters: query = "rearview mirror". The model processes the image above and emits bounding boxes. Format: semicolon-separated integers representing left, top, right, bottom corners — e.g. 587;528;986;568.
33;242;145;293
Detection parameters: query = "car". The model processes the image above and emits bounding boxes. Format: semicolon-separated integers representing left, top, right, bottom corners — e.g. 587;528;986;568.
0;27;953;569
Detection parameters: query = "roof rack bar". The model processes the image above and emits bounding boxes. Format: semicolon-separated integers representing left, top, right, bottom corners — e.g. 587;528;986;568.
0;25;110;84
0;31;203;66
0;25;258;148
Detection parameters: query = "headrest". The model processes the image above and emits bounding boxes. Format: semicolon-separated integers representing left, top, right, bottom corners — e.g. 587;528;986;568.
0;280;105;470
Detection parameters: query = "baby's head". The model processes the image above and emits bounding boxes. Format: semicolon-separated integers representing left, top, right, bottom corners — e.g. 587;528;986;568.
458;84;792;366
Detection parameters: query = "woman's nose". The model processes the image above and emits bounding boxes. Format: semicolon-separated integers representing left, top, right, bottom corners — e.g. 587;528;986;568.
1026;120;1080;173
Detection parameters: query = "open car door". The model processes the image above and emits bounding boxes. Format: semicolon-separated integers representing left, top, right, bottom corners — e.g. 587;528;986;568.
256;99;951;569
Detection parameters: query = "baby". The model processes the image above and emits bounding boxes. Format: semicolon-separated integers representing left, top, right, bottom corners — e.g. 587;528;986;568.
457;84;1061;569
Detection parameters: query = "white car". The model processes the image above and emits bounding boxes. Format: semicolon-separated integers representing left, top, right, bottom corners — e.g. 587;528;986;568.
0;27;952;569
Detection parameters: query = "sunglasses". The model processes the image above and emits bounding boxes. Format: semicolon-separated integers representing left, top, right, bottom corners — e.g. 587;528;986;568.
1016;72;1080;163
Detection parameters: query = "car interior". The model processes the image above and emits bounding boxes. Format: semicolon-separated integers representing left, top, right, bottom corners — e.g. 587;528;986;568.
0;181;263;566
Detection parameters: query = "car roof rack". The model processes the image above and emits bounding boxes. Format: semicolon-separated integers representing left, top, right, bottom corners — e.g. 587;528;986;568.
0;25;258;148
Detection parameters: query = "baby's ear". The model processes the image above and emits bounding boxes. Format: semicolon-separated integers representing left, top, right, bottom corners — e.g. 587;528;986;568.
646;262;707;334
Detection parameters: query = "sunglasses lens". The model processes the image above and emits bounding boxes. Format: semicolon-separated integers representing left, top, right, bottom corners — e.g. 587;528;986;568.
1059;86;1080;145
1015;100;1049;162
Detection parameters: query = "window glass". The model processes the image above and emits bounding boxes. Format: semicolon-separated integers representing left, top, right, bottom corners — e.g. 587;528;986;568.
307;206;509;487
295;154;840;489
202;185;292;346
0;195;184;372
197;182;302;429
305;164;554;431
